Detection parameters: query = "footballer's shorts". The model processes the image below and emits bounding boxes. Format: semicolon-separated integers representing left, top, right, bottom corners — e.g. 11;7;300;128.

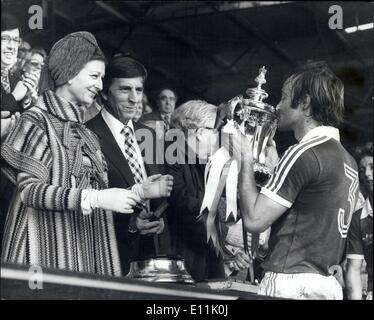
258;271;343;300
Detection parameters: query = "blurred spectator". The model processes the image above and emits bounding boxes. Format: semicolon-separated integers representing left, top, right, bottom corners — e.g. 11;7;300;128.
21;47;46;104
1;13;38;113
133;100;143;122
142;93;153;114
140;87;177;131
345;142;373;300
14;39;31;72
134;93;152;122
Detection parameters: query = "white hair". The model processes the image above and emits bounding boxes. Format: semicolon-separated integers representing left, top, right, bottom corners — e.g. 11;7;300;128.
171;100;217;131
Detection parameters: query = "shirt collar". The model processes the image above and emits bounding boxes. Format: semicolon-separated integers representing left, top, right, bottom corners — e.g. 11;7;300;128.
101;107;134;135
300;126;340;143
361;198;373;219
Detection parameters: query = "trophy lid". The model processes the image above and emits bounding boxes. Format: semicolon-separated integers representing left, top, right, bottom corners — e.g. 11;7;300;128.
245;66;269;104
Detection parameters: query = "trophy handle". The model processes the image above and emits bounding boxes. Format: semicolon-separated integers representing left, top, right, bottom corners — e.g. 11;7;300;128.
226;95;243;120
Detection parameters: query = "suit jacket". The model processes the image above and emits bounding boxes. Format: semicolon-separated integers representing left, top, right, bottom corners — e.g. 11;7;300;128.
139;109;163;123
165;152;226;281
1;69;23;114
86;112;167;275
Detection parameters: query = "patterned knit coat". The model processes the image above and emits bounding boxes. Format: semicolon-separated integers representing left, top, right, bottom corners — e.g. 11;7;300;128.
1;90;121;276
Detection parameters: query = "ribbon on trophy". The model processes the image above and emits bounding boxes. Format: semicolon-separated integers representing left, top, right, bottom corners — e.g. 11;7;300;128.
199;145;239;256
198;66;278;282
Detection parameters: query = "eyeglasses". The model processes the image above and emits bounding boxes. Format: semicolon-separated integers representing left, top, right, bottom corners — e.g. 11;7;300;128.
1;35;22;46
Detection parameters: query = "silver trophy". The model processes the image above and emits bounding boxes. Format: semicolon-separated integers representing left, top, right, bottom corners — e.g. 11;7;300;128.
233;66;278;185
125;201;195;284
126;255;195;284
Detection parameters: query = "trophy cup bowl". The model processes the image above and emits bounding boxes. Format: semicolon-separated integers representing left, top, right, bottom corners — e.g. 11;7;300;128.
234;67;278;186
126;254;195;284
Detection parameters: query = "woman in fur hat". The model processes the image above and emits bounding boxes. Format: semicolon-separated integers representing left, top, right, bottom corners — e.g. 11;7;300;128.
1;32;170;276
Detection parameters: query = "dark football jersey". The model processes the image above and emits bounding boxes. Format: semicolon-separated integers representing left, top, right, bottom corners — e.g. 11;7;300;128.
346;199;373;291
260;127;359;276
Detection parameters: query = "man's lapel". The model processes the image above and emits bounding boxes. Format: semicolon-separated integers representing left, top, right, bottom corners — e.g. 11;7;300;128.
93;113;135;186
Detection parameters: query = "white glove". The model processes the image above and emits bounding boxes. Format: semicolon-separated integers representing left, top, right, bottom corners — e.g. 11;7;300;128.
132;174;173;200
81;188;141;214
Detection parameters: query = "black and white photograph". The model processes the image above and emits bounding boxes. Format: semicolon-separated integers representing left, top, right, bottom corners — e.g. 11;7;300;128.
0;0;373;305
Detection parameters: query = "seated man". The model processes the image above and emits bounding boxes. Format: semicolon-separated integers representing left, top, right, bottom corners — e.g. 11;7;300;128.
346;142;373;300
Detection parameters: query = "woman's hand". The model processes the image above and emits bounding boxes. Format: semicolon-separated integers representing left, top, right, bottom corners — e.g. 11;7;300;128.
97;188;141;214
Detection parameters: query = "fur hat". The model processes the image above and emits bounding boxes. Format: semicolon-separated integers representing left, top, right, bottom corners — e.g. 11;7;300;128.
39;31;105;93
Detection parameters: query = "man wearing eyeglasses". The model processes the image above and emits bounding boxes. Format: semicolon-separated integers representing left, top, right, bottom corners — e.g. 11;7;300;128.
164;100;252;282
1;13;39;114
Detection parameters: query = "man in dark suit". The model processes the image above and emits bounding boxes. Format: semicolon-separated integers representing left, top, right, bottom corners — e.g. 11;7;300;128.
165;100;228;281
139;87;177;131
86;56;173;275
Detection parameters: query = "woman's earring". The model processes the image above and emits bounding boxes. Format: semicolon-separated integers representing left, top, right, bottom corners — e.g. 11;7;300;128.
68;80;72;85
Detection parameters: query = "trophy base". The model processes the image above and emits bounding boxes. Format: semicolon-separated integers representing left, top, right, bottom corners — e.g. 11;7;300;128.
253;162;271;187
126;254;195;284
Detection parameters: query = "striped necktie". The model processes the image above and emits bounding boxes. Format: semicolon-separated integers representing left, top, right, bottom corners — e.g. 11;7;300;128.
1;68;11;93
122;125;144;184
163;114;171;131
